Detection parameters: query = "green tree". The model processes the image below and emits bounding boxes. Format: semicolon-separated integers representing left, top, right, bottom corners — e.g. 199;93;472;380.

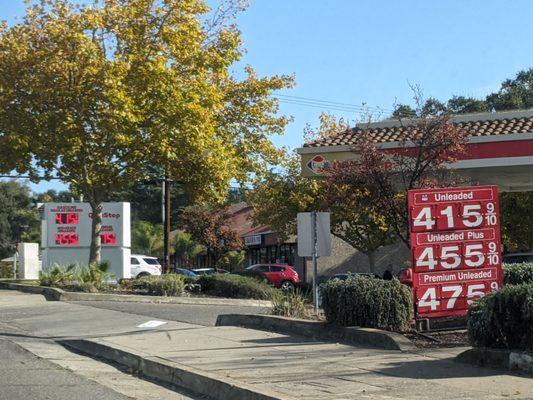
486;68;533;111
109;181;189;228
218;250;246;271
247;152;323;242
421;97;448;116
391;104;417;119
500;192;533;252
0;182;39;258
0;0;292;265
131;220;163;256
447;96;489;114
173;231;204;267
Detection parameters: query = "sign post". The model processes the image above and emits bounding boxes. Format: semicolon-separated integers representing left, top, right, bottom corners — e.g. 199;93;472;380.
297;212;331;312
408;185;502;320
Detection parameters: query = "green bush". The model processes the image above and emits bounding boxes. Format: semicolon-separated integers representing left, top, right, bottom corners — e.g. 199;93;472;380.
320;276;413;331
39;264;76;287
134;274;185;296
468;282;533;351
76;262;114;287
271;289;307;318
0;262;14;279
197;274;275;300
503;263;533;285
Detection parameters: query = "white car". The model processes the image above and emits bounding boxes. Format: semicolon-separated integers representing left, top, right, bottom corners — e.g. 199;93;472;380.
130;255;162;278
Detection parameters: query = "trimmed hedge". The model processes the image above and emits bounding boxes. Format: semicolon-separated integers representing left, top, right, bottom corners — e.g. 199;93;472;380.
134;274;185;296
197;274;275;300
320;276;413;331
468;282;533;351
502;263;533;285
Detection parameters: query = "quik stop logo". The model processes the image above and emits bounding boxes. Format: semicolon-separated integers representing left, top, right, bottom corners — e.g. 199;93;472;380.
408;185;503;318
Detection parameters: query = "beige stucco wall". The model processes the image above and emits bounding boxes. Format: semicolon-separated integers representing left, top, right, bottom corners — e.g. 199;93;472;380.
302;234;410;282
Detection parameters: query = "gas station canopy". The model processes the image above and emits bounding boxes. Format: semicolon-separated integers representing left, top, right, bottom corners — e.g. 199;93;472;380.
297;110;533;192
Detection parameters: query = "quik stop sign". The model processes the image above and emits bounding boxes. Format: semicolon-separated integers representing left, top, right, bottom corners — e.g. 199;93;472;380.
408;185;503;318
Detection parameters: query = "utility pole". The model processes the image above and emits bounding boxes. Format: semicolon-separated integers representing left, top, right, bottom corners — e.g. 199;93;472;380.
163;176;171;273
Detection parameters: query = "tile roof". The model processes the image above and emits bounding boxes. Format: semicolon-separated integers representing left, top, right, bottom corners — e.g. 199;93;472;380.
304;110;533;148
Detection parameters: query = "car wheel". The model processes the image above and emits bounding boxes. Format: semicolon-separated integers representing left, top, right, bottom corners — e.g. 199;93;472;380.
280;280;295;291
136;272;151;279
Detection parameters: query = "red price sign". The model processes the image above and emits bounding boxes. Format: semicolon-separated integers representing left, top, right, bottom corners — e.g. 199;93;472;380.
55;233;79;246
55;213;79;225
408;186;502;318
101;233;117;245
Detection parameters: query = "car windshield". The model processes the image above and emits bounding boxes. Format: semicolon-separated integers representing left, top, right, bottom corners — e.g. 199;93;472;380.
143;258;160;265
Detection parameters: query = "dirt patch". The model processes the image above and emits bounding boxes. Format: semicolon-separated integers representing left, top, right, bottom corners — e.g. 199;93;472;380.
405;330;470;348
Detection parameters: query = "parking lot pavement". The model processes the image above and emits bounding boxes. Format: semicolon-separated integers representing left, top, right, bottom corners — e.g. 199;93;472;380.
0;339;129;400
69;300;269;326
2;289;532;400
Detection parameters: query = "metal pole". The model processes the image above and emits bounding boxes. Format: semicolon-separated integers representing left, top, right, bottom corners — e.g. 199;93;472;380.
312;211;318;313
164;177;171;273
13;252;18;280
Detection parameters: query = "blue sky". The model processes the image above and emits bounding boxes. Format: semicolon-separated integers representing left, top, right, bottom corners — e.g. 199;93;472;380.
2;0;533;192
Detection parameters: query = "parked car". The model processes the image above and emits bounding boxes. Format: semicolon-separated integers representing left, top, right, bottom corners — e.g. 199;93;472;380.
502;252;533;264
245;263;300;290
174;268;199;279
191;267;230;275
326;272;376;282
397;268;413;286
130;255;162;278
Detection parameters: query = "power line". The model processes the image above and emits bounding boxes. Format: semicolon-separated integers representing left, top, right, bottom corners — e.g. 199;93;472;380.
272;94;418;118
275;94;394;112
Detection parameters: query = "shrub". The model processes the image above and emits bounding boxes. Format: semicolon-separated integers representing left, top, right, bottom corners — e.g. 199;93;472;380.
0;262;13;279
134;274;185;296
503;263;533;285
76;262;115;287
39;264;76;287
271;289;307;318
468;282;533;351
320;275;413;331
197;274;275;300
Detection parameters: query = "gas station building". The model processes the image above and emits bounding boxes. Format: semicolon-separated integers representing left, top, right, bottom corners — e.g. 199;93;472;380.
296;109;533;277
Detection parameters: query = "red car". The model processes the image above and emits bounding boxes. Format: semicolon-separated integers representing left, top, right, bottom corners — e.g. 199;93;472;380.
245;264;300;290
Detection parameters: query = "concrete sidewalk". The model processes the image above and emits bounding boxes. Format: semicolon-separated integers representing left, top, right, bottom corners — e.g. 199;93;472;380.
1;290;531;400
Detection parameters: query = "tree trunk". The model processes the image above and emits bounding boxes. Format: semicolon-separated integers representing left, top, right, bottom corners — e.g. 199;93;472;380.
89;200;103;265
367;251;376;274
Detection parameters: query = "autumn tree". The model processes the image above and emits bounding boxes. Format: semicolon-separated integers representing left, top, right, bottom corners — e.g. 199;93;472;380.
347;97;468;248
249;115;396;272
322;166;394;271
180;205;243;263
0;0;292;264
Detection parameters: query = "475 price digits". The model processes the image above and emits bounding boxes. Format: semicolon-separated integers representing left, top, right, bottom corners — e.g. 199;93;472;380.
418;281;499;312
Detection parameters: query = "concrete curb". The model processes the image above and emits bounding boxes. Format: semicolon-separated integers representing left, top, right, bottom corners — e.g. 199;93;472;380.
0;281;62;301
456;348;533;375
0;282;272;307
61;339;291;400
216;314;416;351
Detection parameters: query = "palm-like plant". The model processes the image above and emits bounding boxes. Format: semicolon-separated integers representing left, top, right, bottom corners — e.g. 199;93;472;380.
131;221;163;256
173;232;204;266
